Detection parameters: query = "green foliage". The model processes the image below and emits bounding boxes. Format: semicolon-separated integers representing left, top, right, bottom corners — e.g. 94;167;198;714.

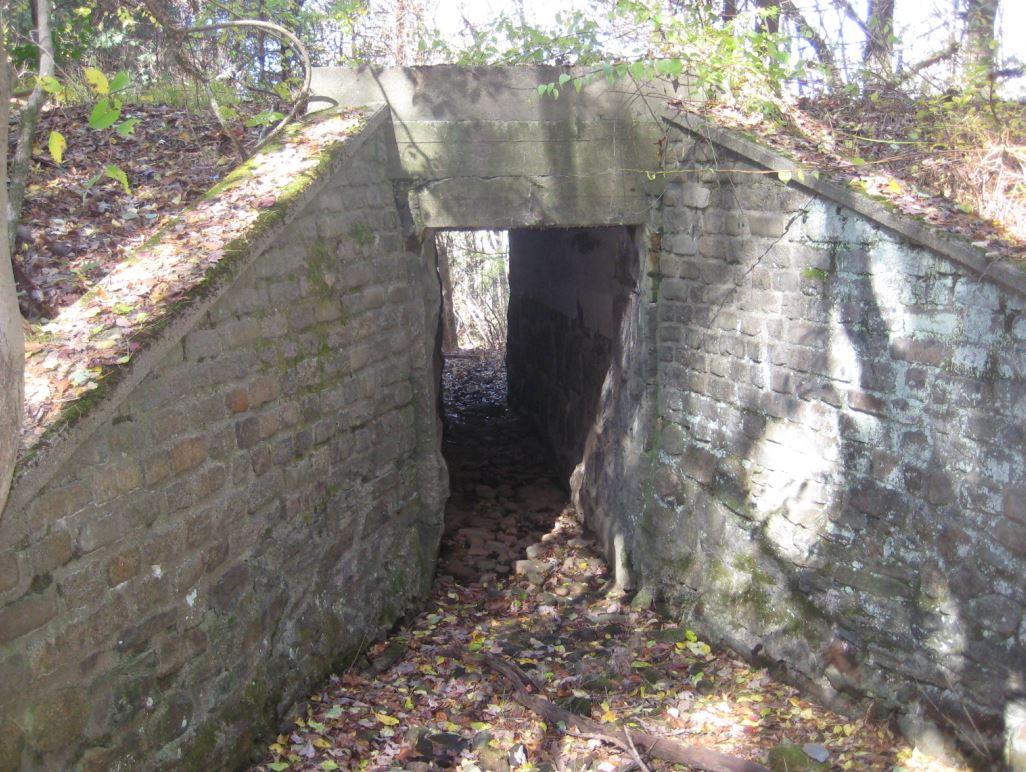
39;66;134;198
8;2;96;68
422;8;605;66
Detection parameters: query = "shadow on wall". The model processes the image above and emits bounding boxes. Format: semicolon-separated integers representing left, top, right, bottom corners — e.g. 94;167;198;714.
642;130;1026;763
506;225;650;592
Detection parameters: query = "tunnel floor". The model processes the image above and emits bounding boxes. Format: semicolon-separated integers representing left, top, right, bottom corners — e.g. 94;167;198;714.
251;353;941;772
436;351;570;585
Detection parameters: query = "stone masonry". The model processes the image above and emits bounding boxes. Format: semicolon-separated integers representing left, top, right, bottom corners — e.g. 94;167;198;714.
495;101;1026;760
2;65;1026;768
0;108;447;770
635;118;1026;760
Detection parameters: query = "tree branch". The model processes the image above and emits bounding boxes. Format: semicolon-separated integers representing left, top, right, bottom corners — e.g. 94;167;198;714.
141;3;311;160
182;20;311;155
778;0;839;86
826;0;869;40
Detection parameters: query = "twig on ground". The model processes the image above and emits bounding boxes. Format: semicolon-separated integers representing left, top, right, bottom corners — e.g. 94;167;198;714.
623;726;652;772
470;650;771;772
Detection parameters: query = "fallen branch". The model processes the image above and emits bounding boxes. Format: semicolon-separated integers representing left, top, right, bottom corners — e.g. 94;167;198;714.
472;650;770;772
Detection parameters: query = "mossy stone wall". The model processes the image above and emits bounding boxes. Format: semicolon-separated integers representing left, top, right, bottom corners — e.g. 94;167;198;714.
0;112;446;770
632;124;1026;761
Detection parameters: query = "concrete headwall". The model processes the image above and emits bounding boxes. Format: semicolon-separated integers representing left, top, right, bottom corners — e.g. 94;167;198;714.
0;110;447;770
311;66;665;230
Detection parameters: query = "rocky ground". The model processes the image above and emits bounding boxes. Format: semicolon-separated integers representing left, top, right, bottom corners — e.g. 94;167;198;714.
252;351;961;772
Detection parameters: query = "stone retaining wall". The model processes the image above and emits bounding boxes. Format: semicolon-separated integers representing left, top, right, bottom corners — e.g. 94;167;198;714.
0;110;447;770
506;226;651;590
627;117;1026;758
462;107;1026;760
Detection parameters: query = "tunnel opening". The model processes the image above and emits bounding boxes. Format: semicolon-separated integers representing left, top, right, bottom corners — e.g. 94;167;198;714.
433;225;644;589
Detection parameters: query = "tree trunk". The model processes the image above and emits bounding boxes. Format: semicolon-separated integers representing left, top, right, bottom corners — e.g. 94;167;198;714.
0;38;24;519
753;0;780;35
964;0;999;75
436;238;459;353
8;0;55;252
778;0;839;86
863;0;895;72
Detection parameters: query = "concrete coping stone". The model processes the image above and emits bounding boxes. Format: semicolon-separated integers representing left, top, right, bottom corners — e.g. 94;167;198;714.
663;110;1026;302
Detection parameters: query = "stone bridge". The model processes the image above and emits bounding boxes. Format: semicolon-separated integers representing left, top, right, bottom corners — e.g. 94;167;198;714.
2;66;1025;769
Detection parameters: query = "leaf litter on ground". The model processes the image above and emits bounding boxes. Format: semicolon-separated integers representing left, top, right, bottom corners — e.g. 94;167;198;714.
689;93;1026;264
252;352;965;772
13;103;368;449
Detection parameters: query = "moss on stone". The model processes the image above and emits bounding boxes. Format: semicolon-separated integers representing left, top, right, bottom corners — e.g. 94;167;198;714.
306;238;338;300
0;721;24;772
348;222;377;247
800;267;828;280
179;722;219;772
767;742;830;771
20;111;369;459
27;688;90;753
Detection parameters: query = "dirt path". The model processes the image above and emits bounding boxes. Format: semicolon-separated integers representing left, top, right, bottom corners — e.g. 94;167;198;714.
251;351;957;772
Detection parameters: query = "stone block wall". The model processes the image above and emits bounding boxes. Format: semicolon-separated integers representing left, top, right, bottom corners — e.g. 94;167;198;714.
0;112;447;770
507;226;648;589
507;227;635;478
633;120;1026;755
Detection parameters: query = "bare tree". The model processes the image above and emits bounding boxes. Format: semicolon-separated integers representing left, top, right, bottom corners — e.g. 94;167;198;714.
8;0;54;250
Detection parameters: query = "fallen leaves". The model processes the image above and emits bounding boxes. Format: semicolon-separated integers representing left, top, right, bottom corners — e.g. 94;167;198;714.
16;105;367;449
696;93;1026;263
250;353;965;772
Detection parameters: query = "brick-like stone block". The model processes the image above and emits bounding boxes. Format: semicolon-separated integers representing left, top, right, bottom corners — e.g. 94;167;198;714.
0;591;56;644
1003;489;1026;525
29;530;73;576
171;437;208;475
27;688;91;754
889;337;949;366
107;549;141;587
183;328;221;361
746;211;788;238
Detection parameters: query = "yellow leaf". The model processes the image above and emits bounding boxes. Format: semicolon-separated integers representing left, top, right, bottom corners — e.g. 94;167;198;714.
47;131;66;165
83;67;109;96
885;179;903;195
375;712;399;726
312;737;332;749
270;743;286;755
600;710;617;723
843;723;856;736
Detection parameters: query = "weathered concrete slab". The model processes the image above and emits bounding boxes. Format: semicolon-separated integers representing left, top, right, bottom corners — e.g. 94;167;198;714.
310;65;681;123
310;66;671;228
